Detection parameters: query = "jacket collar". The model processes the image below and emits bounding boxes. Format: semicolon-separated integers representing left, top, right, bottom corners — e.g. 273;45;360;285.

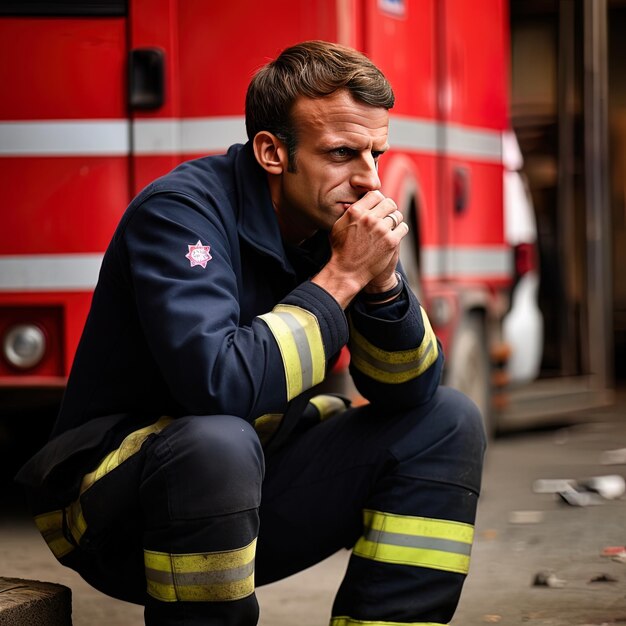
233;142;294;276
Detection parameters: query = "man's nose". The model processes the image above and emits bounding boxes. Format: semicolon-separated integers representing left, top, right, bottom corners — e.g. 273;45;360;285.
350;154;381;192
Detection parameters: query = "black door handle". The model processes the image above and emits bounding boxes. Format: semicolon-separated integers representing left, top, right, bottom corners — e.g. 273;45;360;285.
128;47;165;110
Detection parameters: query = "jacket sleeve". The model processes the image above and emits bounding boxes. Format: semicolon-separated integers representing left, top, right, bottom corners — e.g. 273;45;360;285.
347;271;444;411
120;192;348;421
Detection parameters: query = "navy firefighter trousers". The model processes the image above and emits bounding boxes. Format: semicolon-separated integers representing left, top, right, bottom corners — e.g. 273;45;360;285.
31;386;485;626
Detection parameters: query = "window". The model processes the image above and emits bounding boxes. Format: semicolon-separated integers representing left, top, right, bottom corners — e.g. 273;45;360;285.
0;0;126;16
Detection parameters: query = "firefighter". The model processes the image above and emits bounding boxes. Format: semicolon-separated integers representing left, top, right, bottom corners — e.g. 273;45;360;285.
16;41;485;625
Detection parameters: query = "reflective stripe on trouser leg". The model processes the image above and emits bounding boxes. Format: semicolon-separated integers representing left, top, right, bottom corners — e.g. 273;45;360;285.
33;509;74;559
142;415;264;626
330;511;473;626
354;510;473;575
34;413;263;626
145;538;256;602
331;488;478;625
330;510;473;626
330;389;485;624
33;416;175;561
330;617;446;626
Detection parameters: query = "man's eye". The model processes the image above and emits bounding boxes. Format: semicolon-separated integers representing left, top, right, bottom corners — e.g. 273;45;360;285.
372;151;385;160
331;148;351;158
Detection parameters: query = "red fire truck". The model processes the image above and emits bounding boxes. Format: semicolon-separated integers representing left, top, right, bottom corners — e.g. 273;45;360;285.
0;0;512;433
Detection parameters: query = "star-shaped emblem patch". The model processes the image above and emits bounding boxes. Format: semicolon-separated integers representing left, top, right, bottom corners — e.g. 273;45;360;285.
185;240;212;268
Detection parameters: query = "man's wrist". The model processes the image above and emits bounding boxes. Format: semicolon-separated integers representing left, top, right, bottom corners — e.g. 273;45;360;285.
311;267;363;310
361;272;403;305
362;271;401;295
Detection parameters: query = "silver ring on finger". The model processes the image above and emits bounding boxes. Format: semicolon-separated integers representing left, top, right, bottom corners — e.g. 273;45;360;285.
384;213;399;230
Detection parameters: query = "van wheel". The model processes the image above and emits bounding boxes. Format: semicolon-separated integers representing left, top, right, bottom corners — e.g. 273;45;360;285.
445;313;493;438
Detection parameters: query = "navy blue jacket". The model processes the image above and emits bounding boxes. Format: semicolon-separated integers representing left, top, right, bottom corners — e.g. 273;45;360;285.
52;142;443;445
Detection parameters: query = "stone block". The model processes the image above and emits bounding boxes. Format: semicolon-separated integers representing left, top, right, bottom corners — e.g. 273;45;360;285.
0;577;71;625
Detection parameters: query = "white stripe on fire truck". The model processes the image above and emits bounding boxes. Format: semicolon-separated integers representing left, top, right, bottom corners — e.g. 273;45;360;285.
0;117;501;161
421;246;512;279
0;254;103;291
389;117;502;161
140;117;502;160
132;117;247;155
0;247;510;291
0;118;245;157
0;120;130;156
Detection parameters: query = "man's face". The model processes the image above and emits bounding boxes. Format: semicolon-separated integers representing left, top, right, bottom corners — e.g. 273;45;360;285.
274;89;390;243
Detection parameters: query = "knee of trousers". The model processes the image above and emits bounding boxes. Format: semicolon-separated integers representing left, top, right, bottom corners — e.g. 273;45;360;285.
433;385;487;449
141;415;265;519
388;386;486;492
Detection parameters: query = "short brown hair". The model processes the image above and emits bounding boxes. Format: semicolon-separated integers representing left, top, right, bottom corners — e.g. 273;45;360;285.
245;40;394;164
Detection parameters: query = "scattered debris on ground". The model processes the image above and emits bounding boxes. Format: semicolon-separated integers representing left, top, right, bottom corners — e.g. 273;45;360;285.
600;448;626;465
588;573;618;583
600;546;626;564
532;474;625;507
532;571;567;588
508;510;544;524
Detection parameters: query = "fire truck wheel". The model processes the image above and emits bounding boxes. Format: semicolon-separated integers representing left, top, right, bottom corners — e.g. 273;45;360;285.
445;312;493;438
398;199;422;301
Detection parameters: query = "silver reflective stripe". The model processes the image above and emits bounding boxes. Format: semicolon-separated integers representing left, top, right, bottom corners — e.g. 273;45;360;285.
146;561;255;587
363;525;472;556
0;254;103;291
354;510;474;575
273;310;314;391
145;539;257;602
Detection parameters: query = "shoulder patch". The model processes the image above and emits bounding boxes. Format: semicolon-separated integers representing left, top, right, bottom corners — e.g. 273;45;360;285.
185;240;212;268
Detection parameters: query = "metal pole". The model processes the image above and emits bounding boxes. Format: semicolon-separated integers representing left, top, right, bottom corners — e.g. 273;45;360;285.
558;0;578;375
584;0;613;387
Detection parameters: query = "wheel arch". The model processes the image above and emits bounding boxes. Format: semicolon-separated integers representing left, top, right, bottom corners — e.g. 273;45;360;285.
381;154;425;297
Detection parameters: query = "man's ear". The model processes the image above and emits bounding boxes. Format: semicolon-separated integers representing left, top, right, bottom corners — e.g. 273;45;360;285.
252;131;289;175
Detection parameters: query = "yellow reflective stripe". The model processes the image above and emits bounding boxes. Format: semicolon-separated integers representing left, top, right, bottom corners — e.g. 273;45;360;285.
353;510;473;575
145;538;257;602
309;394;348;421
420;308;439;371
348;307;438;384
330;616;447;626
259;305;325;400
34;417;175;561
34;510;74;559
80;415;173;494
253;413;283;446
65;499;87;545
33;504;87;558
39;416;175;552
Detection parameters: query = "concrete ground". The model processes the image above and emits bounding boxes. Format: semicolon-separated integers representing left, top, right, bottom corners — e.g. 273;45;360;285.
2;391;626;625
